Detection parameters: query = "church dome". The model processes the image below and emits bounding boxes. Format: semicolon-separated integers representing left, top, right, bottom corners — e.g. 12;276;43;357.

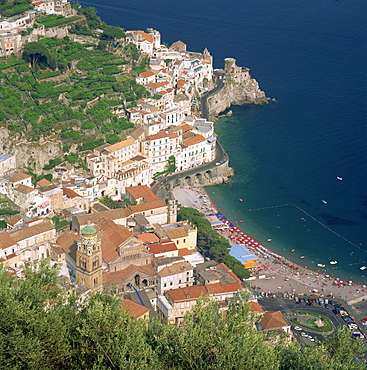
81;224;97;237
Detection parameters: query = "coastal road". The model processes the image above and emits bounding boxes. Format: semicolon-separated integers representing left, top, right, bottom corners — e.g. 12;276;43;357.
152;71;228;196
200;70;226;120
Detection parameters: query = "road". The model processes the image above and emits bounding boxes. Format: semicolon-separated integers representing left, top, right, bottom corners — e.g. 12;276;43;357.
259;296;367;350
200;70;226;120
152;71;228;196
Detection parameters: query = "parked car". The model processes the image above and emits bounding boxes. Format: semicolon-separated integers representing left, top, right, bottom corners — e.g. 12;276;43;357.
342;316;353;323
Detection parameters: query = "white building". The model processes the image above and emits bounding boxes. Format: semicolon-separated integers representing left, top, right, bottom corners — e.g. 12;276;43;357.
0;154;16;176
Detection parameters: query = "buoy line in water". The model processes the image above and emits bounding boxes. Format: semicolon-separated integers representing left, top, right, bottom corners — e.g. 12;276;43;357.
292;204;366;254
247;203;365;255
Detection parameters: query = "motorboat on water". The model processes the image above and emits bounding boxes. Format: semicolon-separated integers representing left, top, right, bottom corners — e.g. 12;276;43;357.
337;177;343;181
360;266;367;271
239;198;243;201
290;249;295;253
300;256;305;259
317;263;326;268
330;261;337;265
267;239;272;242
322;200;327;204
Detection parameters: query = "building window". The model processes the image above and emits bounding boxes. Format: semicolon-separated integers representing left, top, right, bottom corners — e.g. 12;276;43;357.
179;279;181;284
80;256;86;270
93;256;99;269
164;283;166;287
186;277;189;282
170;282;173;286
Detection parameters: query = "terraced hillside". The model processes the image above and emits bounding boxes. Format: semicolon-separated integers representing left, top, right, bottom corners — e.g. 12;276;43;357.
0;36;151;171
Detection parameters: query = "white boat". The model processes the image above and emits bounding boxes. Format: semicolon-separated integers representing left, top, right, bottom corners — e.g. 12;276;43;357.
317;263;326;268
330;260;337;265
360;266;367;271
322;200;327;204
336;177;343;181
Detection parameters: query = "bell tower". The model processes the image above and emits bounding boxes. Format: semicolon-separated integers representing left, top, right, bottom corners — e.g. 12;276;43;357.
167;191;178;224
76;223;103;292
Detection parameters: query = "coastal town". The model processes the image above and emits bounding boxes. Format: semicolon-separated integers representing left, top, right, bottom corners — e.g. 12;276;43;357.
0;0;367;360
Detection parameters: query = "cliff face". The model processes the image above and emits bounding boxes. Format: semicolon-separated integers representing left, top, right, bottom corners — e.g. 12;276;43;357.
207;58;268;118
0;128;63;173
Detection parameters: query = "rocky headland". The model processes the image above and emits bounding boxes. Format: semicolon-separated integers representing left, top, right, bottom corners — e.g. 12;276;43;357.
207;58;269;120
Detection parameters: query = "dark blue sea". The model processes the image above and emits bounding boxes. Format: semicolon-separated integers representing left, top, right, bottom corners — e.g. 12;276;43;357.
79;0;367;283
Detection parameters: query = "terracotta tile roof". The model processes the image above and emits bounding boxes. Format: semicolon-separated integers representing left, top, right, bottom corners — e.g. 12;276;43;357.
146;81;169;89
140;70;155;78
219;263;241;282
165;227;188;240
6;214;22;227
63;187;82;199
126;185;158;203
168;132;178;139
32;1;43;5
103;263;156;286
177;79;186;87
178;248;192;256
129;127;145;141
9;172;31;183
135;30;153;43
10;220;55;242
14;184;34;194
137;233;160;244
108;138;135;152
184;134;206;146
158;261;193;277
249;301;265;313
129;199;167;214
180;123;192;132
75;208;128;227
37;178;52;187
167;285;207;302
148;241;177;255
147;132;169;141
259;311;288;330
206;282;243;295
55;232;79;261
96;219;133;263
122;298;150;318
0;233;17;249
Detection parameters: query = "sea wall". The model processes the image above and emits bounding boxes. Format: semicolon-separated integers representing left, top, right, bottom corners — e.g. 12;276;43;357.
207;58;268;118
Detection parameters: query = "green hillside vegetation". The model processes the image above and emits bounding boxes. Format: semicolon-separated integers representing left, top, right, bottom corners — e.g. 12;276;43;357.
35;14;82;29
177;207;251;280
0;0;32;17
0;262;365;369
0;33;150;169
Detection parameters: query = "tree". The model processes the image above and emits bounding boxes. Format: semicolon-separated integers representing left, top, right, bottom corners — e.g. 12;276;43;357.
101;26;126;49
23;42;50;68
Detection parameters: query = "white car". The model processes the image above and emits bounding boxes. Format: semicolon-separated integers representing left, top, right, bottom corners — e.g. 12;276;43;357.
293;326;302;331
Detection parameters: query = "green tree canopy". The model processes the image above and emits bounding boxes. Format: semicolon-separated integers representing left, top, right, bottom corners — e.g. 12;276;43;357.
23;42;50;68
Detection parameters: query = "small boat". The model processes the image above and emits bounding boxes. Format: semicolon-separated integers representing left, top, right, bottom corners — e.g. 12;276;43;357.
330;260;337;265
300;256;305;259
267;239;272;242
360;266;367;271
290;249;295;253
336;177;343;181
322;200;327;204
239;220;244;223
317;264;326;268
239;198;243;201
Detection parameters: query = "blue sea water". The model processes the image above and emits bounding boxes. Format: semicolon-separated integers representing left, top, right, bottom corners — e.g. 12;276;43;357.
79;0;367;283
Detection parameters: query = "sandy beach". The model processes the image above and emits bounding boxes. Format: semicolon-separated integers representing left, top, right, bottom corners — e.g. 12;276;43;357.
173;187;367;306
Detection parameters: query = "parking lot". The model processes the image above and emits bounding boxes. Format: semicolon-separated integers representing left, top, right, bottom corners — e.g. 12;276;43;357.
258;295;367;347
